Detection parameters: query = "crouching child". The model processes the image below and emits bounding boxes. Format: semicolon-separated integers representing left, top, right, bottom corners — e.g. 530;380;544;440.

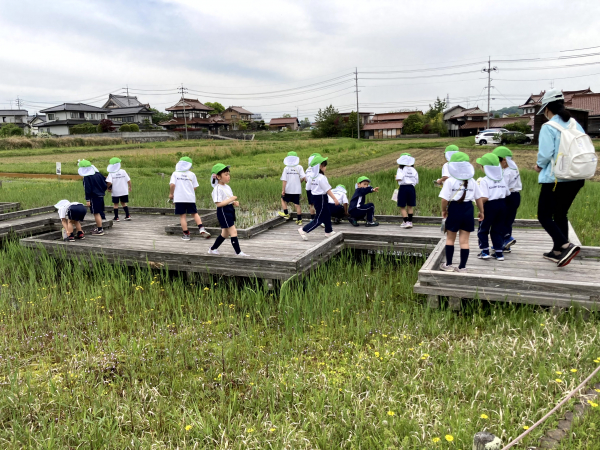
348;176;379;227
328;185;349;224
55;199;86;242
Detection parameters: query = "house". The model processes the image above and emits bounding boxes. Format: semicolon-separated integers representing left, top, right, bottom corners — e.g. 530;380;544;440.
269;117;300;131
338;111;372;126
27;114;46;135
36;103;110;136
362;111;423;139
369;111;422;123
0;109;29;132
442;106;529;137
222;106;253;130
160;98;229;133
102;94;153;125
102;94;149;109
519;88;593;114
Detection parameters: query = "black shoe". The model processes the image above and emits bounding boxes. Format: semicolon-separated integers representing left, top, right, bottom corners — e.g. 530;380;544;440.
348;218;359;227
542;251;560;263
365;221;379;227
557;243;581;268
113;217;120;222
334;218;341;225
75;231;85;240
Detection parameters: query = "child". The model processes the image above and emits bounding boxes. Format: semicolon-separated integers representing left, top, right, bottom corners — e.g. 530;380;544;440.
106;157;132;222
492;146;522;253
278;151;306;225
78;159;107;236
395;153;419;228
476;153;511;261
298;156;339;240
435;144;459;186
328;185;349;224
168;156;211;241
348;176;379;227
305;153;321;222
54;199;86;242
439;152;484;272
208;163;247;256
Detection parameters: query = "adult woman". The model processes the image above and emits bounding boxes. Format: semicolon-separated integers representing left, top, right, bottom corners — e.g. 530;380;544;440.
534;88;583;267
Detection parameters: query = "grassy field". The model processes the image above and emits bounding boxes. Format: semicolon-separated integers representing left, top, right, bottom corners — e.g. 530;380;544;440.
0;136;599;448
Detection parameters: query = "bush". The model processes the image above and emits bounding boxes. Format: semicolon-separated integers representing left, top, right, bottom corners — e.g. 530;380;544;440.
501;133;531;145
70;122;97;135
0;123;24;137
402;114;424;135
129;123;139;132
97;119;114;133
503;120;531;134
119;124;131;132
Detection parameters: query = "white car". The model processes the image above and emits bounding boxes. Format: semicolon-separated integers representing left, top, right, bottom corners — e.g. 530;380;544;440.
475;128;508;145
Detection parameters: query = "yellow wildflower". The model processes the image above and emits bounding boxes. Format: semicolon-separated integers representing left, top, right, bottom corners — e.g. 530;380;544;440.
445;435;454;442
185;425;193;431
432;437;441;443
570;369;577;373
555;379;563;383
387;411;395;416
523;426;529;430
480;414;488;419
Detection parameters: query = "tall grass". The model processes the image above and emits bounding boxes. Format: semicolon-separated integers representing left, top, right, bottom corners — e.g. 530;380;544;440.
0;136;127;150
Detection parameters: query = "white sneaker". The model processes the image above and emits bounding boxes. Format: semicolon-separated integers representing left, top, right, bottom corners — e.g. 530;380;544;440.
320;223;325;228
199;229;211;239
207;248;219;255
406;222;413;228
324;231;336;237
400;222;410;228
298;228;308;241
439;263;455;272
236;252;249;257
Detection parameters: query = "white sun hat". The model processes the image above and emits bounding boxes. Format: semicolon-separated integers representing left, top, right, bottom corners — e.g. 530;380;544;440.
107;157;121;173
447;152;475;180
54;199;71;209
284;151;300;166
397;153;415;166
537;88;564;115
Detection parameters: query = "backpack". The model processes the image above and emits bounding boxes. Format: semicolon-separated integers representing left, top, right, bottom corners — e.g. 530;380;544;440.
544;119;598;180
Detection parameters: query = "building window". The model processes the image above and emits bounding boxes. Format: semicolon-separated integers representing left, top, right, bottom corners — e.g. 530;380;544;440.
90;113;97;120
231;115;237;119
47;113;55;120
100;114;105;119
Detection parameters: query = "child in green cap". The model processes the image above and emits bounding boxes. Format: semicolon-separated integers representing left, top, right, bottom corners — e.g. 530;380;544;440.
106;157;132;222
348;176;379;227
278;151;306;225
169;157;211;241
208;163;247;256
305;153;321;221
475;153;511;261
492;146;522;253
435;145;459;186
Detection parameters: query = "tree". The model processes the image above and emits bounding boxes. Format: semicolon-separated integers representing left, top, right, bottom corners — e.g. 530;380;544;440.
282;113;292;118
205;102;225;115
312;105;341;138
503;120;531;133
299;117;311;130
150;108;173;124
97;119;114;133
402;114;424;135
428;112;449;137
237;121;248;131
341;111;360;138
425;97;447;120
0;123;24;137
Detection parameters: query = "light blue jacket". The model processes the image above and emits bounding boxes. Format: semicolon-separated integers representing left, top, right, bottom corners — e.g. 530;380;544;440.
537;115;585;184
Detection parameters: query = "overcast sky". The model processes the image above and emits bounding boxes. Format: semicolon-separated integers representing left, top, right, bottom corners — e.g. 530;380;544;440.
2;0;600;120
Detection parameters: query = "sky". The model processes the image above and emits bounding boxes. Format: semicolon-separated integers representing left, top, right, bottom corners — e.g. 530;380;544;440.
2;0;600;121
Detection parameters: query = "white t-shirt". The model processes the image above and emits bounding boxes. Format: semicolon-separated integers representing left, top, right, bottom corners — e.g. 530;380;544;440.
305;166;317;191
310;173;332;195
280;165;306;194
478;177;511;201
439;178;482;202
212;183;234;205
328;191;348;205
57;202;83;219
169;171;199;203
504;167;522;192
106;169;130;197
441;163;450;178
396;167;419;186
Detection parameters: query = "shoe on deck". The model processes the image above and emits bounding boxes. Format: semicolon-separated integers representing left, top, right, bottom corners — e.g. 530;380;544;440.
504;236;516;249
456;267;468;273
406;221;413;228
181;233;191;241
296;219;303;225
348;218;359;227
365;221;379;227
439;263;455;272
199;229;211;239
75;232;85;240
320;223;325;228
298;228;308;241
124;216;132;221
494;253;505;261
91;228;105;236
557;243;581;267
113;217;120;222
543;251;560;263
236;252;249;257
324;231;336;237
278;211;291;220
333;218;341;225
400;222;410;228
207;248;219;255
64;236;75;242
477;251;492;260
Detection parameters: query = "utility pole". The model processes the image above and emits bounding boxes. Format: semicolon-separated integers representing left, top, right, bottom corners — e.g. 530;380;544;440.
355;67;360;140
482;57;498;129
15;97;23;109
126;85;130;105
446;93;450;107
178;84;189;140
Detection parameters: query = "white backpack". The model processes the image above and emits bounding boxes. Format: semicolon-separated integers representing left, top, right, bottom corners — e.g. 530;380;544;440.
544;119;598;180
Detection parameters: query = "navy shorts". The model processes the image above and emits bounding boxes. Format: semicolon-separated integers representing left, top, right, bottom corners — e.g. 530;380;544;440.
217;204;236;228
67;204;87;222
445;201;475;233
111;195;129;204
329;203;345;218
306;190;314;205
174;202;197;215
397;185;416;207
89;197;105;219
282;193;300;204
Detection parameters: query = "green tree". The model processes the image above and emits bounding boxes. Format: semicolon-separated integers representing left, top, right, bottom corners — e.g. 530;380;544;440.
402;114;424;135
237;121;248;131
341;111;360;138
503;120;531;133
425;97;447;120
150;108;173;124
282;113;292;118
312;105;341;138
299;117;311;130
0;123;24;137
205;102;225;115
428;112;448;137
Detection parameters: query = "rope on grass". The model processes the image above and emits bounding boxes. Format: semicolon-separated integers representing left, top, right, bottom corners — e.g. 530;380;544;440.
500;363;600;450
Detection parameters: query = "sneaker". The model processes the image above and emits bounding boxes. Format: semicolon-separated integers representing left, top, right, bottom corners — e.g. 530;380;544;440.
325;231;336;237
124;216;132;221
348;218;359;227
439;263;455;272
406;221;413;228
75;231;85;240
298;228;308;241
494;253;505;261
477;251;492;259
236;252;249;257
64;236;75;242
113;217;120;222
199;229;211;239
557;243;581;268
91;228;105;236
333;218;341;225
504;236;517;249
503;248;512;254
207;248;220;255
365;221;379;227
543;251;560;263
296;219;303;225
456;267;468;273
400;222;410;229
278;211;291;220
181;233;191;241
320;223;325;228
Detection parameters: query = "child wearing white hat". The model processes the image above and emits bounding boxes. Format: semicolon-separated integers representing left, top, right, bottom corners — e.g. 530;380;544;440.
54;199;87;242
278;151;306;225
305;153;321;221
435;145;459;186
328;185;349;224
78;159;107;236
395;153;419;228
106;157;132;222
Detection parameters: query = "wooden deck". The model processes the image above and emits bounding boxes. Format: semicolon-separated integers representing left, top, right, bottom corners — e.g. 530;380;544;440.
0;202;20;213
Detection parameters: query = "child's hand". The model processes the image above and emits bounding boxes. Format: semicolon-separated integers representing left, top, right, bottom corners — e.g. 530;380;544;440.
373;187;380;192
169;194;174;200
478;212;484;222
231;196;237;202
334;199;340;206
86;201;90;207
442;210;448;219
233;201;239;207
282;190;285;196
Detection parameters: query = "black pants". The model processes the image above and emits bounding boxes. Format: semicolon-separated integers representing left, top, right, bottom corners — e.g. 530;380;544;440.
538;180;584;251
303;194;332;233
478;198;506;252
349;203;374;222
503;191;521;239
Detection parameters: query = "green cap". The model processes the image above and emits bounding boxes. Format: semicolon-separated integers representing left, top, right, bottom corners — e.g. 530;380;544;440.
287;151;298;157
109;157;121;164
476;153;500;166
356;176;370;184
449;151;470;163
78;159;91;167
310;153;321;158
445;144;459;153
310;156;328;167
335;184;346;190
211;163;230;174
400;152;411;156
492;146;513;158
180;156;193;164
